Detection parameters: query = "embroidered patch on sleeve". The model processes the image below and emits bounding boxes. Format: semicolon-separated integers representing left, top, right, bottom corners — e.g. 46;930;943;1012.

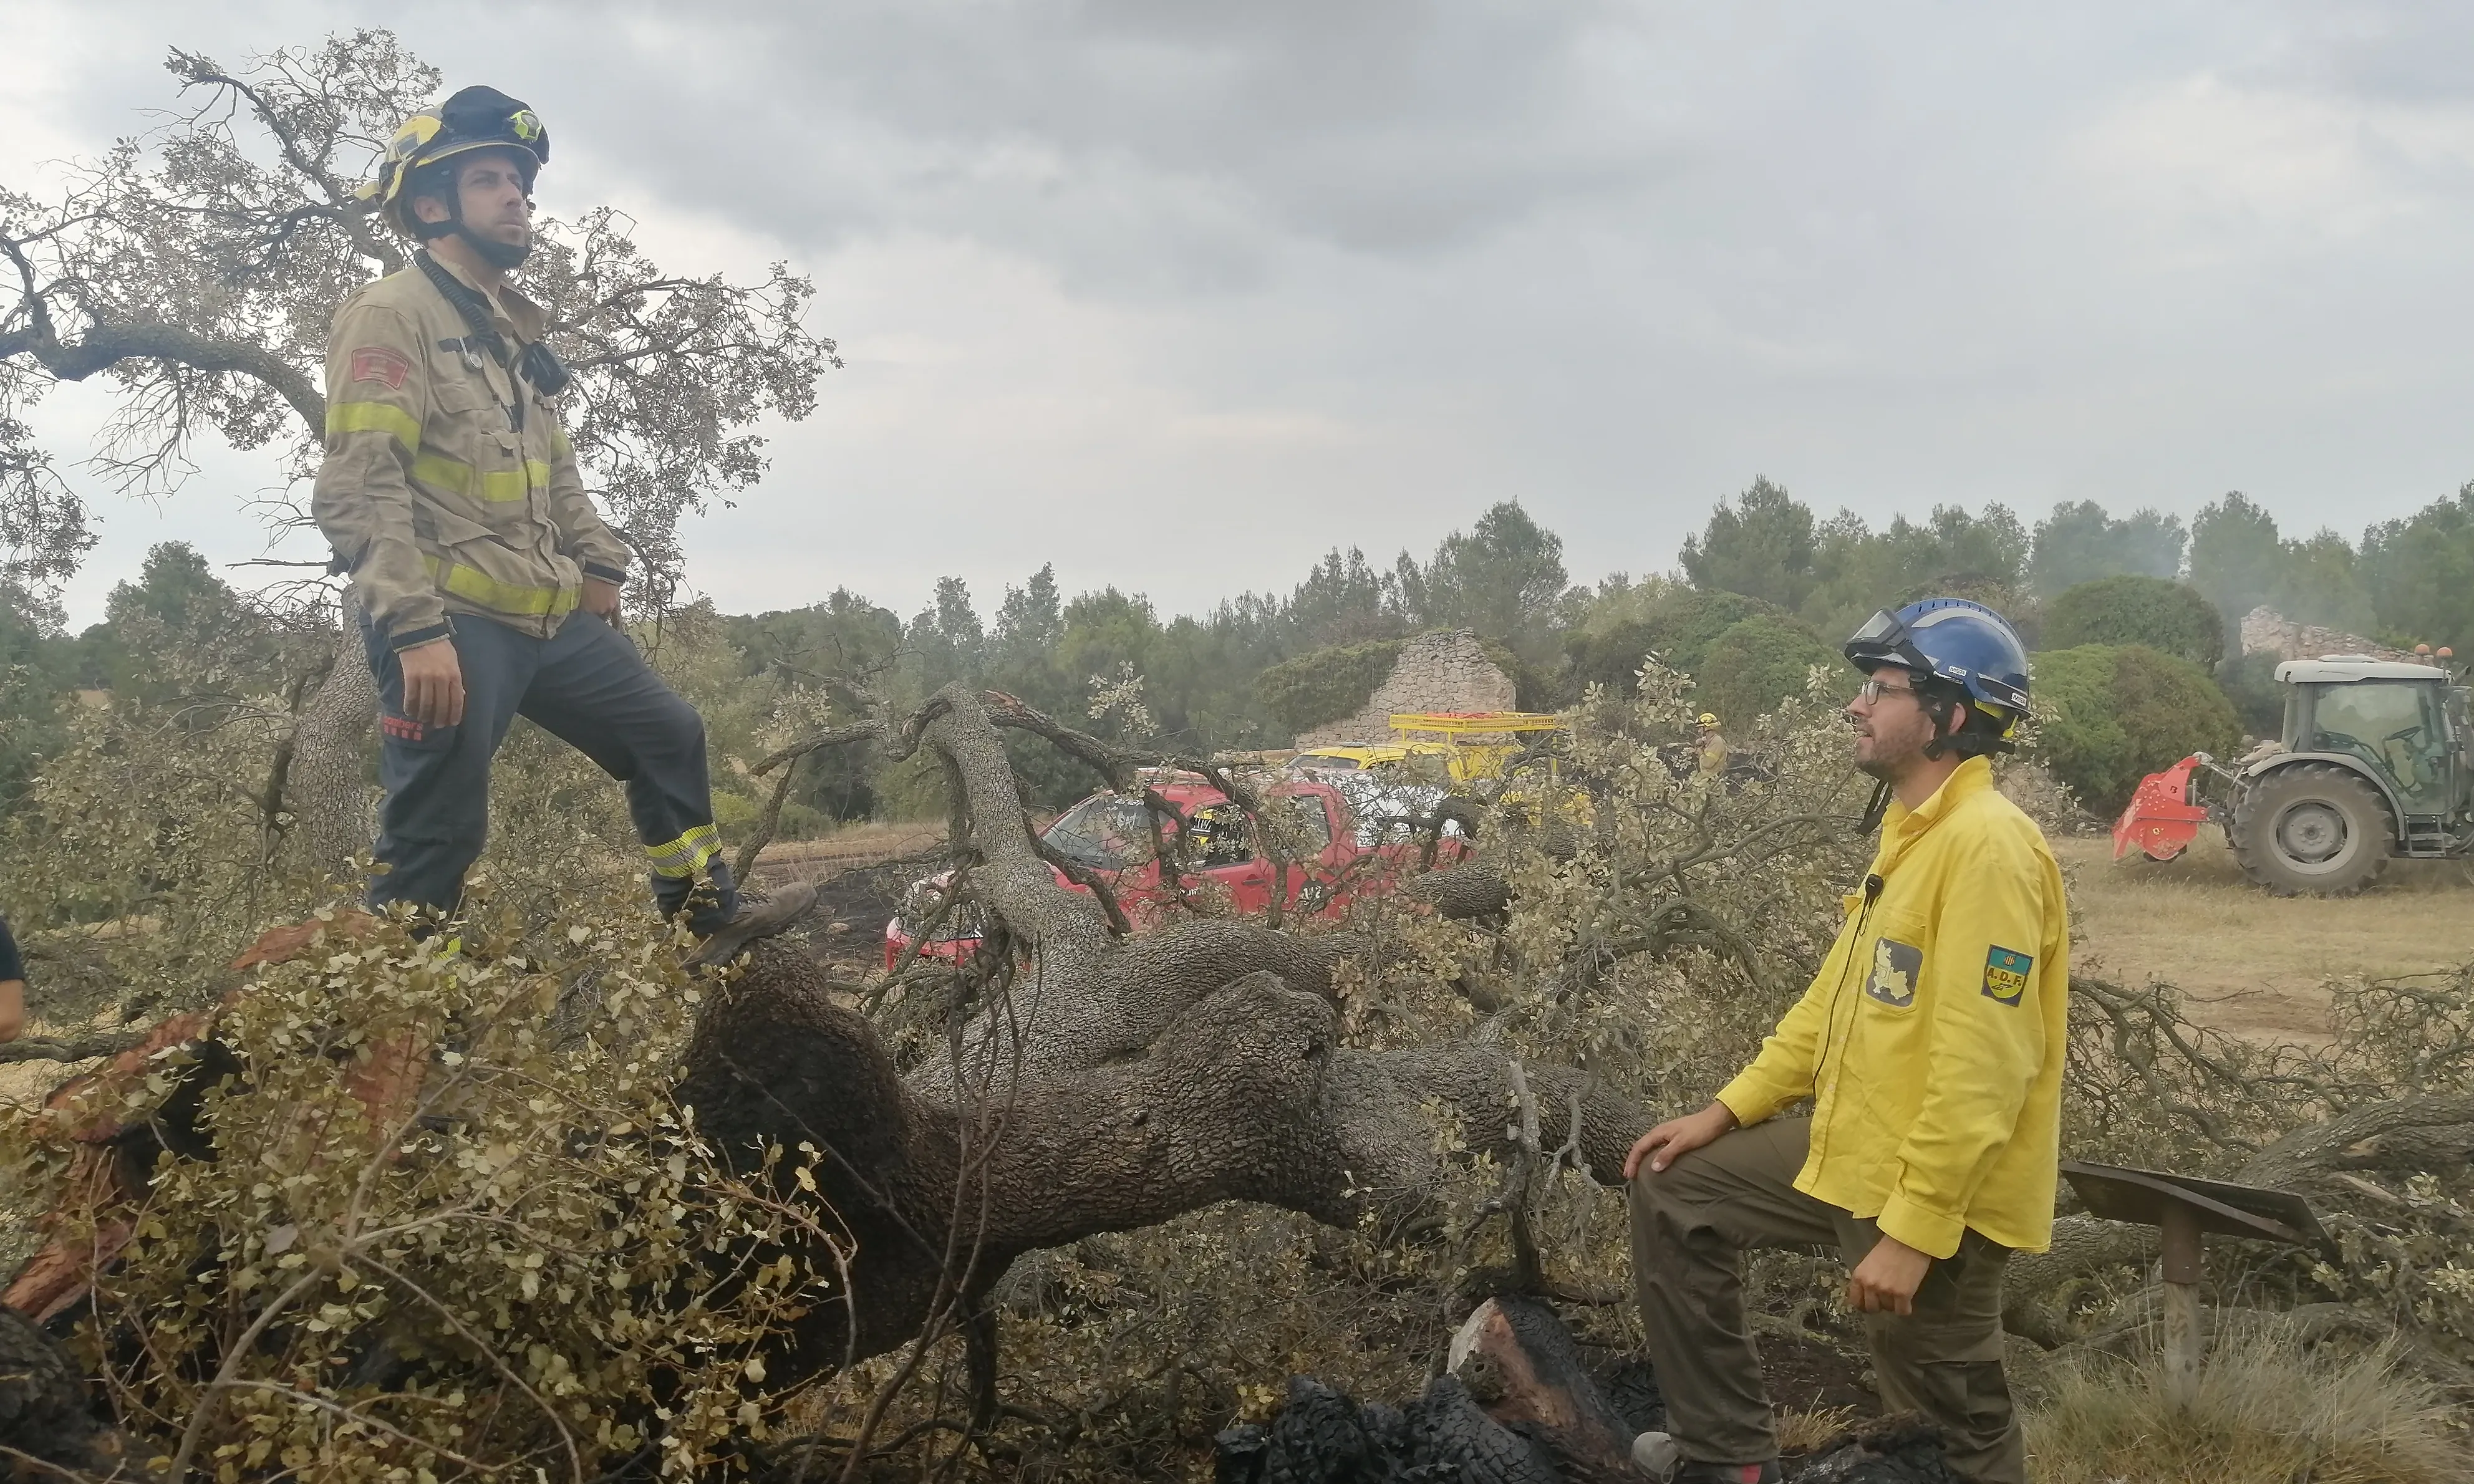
348;345;412;389
1983;947;2032;1006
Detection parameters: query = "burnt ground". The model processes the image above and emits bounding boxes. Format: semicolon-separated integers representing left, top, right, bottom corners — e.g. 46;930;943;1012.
1226;1318;1936;1484
1758;1326;1881;1419
1580;1323;1880;1443
751;849;934;975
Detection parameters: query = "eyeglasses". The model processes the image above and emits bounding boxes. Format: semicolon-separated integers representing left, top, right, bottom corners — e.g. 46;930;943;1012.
1856;675;1918;706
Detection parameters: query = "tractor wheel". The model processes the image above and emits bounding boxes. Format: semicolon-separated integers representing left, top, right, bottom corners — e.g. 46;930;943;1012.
2231;763;2392;896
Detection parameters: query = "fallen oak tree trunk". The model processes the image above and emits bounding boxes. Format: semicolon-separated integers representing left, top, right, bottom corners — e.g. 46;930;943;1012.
685;684;1651;1387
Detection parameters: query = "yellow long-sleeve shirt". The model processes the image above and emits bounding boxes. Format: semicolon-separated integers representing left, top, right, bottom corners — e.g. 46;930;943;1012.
1716;756;2070;1258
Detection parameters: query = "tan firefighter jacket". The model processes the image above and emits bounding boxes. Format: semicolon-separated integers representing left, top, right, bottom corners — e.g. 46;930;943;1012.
311;256;628;651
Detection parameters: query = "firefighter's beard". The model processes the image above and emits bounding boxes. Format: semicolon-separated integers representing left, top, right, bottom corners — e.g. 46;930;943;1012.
1851;710;1934;784
462;221;533;271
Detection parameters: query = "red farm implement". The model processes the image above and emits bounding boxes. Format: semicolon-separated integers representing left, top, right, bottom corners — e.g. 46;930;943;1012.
2113;753;2212;863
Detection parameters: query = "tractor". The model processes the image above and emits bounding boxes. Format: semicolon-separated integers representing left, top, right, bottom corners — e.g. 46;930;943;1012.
2113;653;2472;895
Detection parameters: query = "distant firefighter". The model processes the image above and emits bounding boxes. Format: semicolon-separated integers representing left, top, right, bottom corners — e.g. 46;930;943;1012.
1693;712;1727;776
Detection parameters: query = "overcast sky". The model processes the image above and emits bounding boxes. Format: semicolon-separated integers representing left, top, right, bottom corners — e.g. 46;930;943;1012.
9;1;2474;630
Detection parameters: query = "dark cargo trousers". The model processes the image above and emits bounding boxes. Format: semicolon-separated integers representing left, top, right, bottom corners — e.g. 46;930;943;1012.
1628;1118;2024;1484
362;610;728;918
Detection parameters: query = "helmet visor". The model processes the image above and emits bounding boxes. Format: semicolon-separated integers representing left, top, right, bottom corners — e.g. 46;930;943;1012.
1848;609;1905;646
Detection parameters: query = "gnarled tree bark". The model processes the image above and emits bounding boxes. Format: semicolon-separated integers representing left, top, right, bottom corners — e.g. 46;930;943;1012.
286;590;379;885
679;684;1650;1386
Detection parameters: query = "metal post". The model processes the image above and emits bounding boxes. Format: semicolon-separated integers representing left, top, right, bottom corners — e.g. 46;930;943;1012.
2158;1202;2204;1408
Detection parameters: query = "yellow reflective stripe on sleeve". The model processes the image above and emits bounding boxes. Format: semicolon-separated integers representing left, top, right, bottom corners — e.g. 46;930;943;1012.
326;400;423;449
408;453;553;503
419;555;579;617
644;823;723;880
551;426;574;457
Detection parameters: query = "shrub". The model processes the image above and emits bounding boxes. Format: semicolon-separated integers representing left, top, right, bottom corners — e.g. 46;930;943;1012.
0;895;821;1480
2030;645;2241;814
1562;588;1774;697
1692;614;1849;727
1253;638;1406;731
2043;576;2224;668
2215;650;2286;740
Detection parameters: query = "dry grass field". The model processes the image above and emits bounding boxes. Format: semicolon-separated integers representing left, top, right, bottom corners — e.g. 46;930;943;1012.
751;819;944;874
2059;828;2474;1043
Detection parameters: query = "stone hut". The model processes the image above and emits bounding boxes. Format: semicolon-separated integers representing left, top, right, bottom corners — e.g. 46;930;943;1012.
1294;629;1518;748
2239;605;2417;665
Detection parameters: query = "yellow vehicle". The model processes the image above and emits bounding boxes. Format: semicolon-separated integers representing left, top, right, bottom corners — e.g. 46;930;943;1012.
1288;740;1456;780
1291;712;1568;788
1387;711;1567;785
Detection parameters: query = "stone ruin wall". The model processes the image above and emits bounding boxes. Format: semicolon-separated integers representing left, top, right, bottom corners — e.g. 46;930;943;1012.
2238;605;2418;665
1294;629;1518;748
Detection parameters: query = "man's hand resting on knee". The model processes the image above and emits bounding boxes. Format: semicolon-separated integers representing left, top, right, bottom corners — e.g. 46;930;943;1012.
399;638;466;727
1623;1101;1739;1179
1847;1234;1933;1314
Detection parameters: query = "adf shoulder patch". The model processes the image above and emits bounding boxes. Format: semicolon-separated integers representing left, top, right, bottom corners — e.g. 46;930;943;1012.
1982;947;2032;1006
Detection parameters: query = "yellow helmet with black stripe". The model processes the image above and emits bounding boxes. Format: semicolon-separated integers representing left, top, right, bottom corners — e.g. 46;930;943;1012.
362;85;550;234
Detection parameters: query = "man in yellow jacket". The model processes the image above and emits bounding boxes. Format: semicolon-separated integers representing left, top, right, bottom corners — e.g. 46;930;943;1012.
1624;598;2066;1484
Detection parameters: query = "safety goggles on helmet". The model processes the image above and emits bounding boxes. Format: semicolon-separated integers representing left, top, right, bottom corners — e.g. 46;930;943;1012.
1842;599;2032;716
362;85;551;223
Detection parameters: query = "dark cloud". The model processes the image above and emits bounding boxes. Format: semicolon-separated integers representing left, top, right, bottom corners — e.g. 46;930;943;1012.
13;0;2474;626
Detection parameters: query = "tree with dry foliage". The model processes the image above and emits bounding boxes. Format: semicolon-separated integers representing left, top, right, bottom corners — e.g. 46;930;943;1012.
0;31;834;877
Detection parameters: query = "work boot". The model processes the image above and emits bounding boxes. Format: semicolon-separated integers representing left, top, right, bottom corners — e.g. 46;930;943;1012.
1631;1433;1780;1484
687;882;819;968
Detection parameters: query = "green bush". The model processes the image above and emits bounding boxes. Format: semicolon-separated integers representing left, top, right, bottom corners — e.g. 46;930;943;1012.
1693;614;1850;727
2215;651;2286;740
2043;576;2223;668
1253;638;1405;731
2031;644;2241;814
1563;588;1774;697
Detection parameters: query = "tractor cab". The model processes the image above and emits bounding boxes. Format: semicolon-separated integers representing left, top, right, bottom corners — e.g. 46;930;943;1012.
2226;656;2471;892
2271;658;2469;828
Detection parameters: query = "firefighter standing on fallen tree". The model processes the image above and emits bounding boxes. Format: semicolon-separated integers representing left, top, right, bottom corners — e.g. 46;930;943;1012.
314;86;809;959
1624;598;2067;1484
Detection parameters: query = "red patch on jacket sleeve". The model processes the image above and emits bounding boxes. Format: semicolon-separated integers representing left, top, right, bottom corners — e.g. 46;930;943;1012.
348;345;412;389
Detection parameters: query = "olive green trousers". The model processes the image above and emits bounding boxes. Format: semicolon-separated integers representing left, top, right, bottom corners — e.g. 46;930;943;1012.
1627;1117;2025;1484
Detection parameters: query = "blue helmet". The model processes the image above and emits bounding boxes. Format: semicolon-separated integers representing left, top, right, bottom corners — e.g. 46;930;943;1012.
1844;598;2031;718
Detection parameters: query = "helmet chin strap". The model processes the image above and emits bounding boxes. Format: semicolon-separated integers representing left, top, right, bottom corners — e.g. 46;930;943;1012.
458;220;531;270
412;183;533;271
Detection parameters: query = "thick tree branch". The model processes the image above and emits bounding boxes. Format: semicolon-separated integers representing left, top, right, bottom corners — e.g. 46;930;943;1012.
0;315;324;436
